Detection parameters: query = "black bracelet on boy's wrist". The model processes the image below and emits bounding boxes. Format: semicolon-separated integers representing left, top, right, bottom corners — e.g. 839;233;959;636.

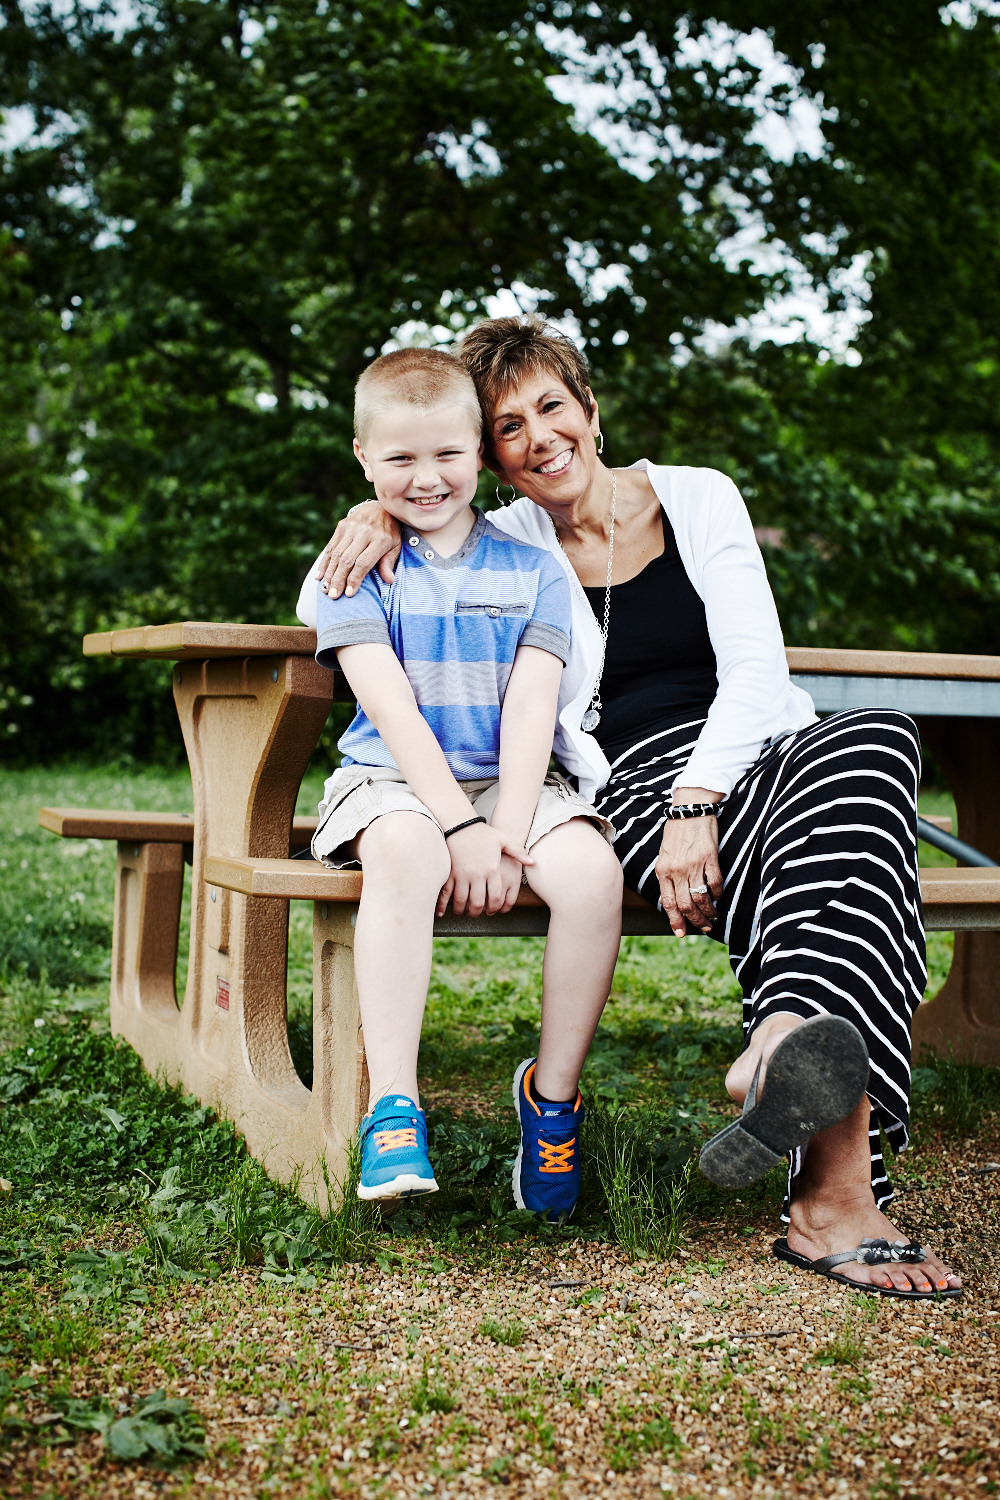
443;815;487;840
664;802;720;820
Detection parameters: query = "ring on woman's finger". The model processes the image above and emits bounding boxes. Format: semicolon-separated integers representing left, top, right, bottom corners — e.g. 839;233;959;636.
690;883;709;895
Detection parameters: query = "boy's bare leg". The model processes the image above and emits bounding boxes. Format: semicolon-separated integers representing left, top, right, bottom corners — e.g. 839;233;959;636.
523;819;623;1101
352;812;451;1108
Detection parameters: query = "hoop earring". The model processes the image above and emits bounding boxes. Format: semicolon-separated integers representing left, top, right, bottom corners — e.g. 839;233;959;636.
596;432;604;455
495;483;516;506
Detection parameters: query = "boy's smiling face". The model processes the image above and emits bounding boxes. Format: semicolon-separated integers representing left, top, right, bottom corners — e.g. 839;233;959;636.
354;403;483;552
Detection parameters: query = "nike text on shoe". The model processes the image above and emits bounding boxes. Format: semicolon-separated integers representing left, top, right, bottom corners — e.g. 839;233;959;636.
357;1094;438;1201
511;1058;584;1223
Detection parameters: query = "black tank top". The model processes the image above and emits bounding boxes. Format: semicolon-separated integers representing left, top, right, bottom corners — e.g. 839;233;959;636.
582;508;717;762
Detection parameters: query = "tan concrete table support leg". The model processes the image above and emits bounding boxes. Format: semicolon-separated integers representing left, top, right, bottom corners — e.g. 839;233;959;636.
311;903;370;1198
108;653;342;1201
913;717;1000;1063
110;839;185;1051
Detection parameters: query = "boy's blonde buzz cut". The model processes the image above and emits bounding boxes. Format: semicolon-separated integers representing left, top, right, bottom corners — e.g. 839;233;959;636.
354;348;482;447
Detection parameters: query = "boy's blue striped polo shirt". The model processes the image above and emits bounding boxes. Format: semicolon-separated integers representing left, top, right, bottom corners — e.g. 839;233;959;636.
314;508;572;779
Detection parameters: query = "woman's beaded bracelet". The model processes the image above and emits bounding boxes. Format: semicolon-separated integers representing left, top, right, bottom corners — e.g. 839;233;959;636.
443;816;487;840
664;802;720;821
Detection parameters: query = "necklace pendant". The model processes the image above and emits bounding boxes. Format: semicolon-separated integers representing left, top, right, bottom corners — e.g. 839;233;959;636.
581;707;601;733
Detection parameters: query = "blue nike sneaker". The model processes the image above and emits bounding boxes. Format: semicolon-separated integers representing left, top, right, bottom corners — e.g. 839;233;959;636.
512;1058;584;1222
357;1094;439;1201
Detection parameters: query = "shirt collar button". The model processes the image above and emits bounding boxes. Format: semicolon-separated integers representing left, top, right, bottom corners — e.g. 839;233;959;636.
423;549;434;560
408;537;419;545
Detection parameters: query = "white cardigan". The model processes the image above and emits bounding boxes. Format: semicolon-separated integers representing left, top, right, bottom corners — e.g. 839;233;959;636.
297;461;816;802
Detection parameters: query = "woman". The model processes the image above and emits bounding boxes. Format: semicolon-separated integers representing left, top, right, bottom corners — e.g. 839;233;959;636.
308;315;960;1299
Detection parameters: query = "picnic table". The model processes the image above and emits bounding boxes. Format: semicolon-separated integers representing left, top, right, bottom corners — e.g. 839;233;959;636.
38;625;1000;1204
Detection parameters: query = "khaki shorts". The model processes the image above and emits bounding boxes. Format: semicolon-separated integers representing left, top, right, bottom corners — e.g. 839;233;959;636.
312;764;614;869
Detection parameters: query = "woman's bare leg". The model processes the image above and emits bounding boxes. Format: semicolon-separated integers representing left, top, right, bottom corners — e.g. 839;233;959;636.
726;1014;961;1293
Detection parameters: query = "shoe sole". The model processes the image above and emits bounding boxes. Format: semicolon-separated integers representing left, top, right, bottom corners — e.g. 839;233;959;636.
357;1174;439;1201
511;1059;531;1212
698;1015;869;1190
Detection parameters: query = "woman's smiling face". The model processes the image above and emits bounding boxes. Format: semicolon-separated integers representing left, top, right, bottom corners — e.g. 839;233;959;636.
489;372;600;515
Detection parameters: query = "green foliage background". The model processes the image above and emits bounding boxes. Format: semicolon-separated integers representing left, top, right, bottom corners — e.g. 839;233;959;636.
2;0;999;762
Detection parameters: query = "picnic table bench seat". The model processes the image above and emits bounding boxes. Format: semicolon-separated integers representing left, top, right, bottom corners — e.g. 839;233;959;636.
202;852;1000;935
38;807;318;850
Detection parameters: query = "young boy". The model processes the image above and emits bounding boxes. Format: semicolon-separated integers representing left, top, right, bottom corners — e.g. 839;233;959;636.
298;348;623;1220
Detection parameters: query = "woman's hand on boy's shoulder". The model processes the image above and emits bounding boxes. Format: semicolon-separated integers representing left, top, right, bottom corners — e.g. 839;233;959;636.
317;501;402;599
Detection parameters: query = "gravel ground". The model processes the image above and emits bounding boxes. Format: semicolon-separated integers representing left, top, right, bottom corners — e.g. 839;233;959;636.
5;1126;998;1500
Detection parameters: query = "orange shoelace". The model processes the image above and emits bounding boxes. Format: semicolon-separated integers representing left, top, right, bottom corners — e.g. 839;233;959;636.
537;1135;576;1174
373;1128;418;1155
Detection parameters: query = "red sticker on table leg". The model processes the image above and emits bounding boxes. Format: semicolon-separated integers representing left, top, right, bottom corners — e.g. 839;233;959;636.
216;977;230;1011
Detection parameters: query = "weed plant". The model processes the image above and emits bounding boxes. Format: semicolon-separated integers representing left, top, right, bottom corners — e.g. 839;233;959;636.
605;1401;682;1473
0;1375;206;1468
0;1018;380;1285
817;1293;879;1370
409;1362;458;1415
585;1106;697;1260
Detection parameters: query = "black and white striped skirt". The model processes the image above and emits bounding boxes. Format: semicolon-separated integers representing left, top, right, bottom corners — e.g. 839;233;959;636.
594;709;926;1210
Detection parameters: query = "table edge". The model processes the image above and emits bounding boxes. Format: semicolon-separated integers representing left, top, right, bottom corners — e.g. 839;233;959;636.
82;626;1000;679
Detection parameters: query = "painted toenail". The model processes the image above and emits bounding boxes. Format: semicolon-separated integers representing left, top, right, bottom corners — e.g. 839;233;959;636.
937;1279;948;1288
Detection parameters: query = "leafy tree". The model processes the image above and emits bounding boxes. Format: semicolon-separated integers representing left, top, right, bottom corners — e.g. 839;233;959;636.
0;0;778;757
0;234;71;743
1;0;998;760
611;1;1000;650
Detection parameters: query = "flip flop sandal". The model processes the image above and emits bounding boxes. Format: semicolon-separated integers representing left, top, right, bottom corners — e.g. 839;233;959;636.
773;1236;963;1300
698;1014;869;1190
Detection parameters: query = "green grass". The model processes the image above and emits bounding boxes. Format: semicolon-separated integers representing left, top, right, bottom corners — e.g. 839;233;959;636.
911;1052;1000;1136
478;1315;526;1346
586;1108;697;1260
606;1402;683;1472
918;787;962;999
409;1362;459;1414
820;1312;871;1368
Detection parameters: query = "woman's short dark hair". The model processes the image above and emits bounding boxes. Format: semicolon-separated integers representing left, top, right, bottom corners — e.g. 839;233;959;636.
458;315;594;460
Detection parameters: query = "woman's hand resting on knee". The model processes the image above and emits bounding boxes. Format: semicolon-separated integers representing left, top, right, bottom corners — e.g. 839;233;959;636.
655;788;723;937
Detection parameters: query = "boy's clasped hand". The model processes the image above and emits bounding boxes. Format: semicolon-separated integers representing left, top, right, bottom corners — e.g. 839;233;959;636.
434;819;533;919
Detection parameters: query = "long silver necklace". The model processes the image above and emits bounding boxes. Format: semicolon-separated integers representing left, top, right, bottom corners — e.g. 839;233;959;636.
557;472;616;734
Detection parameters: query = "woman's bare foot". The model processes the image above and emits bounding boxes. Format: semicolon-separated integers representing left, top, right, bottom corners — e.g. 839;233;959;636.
786;1185;961;1293
725;1016;961;1294
725;1010;804;1105
788;1098;961;1294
